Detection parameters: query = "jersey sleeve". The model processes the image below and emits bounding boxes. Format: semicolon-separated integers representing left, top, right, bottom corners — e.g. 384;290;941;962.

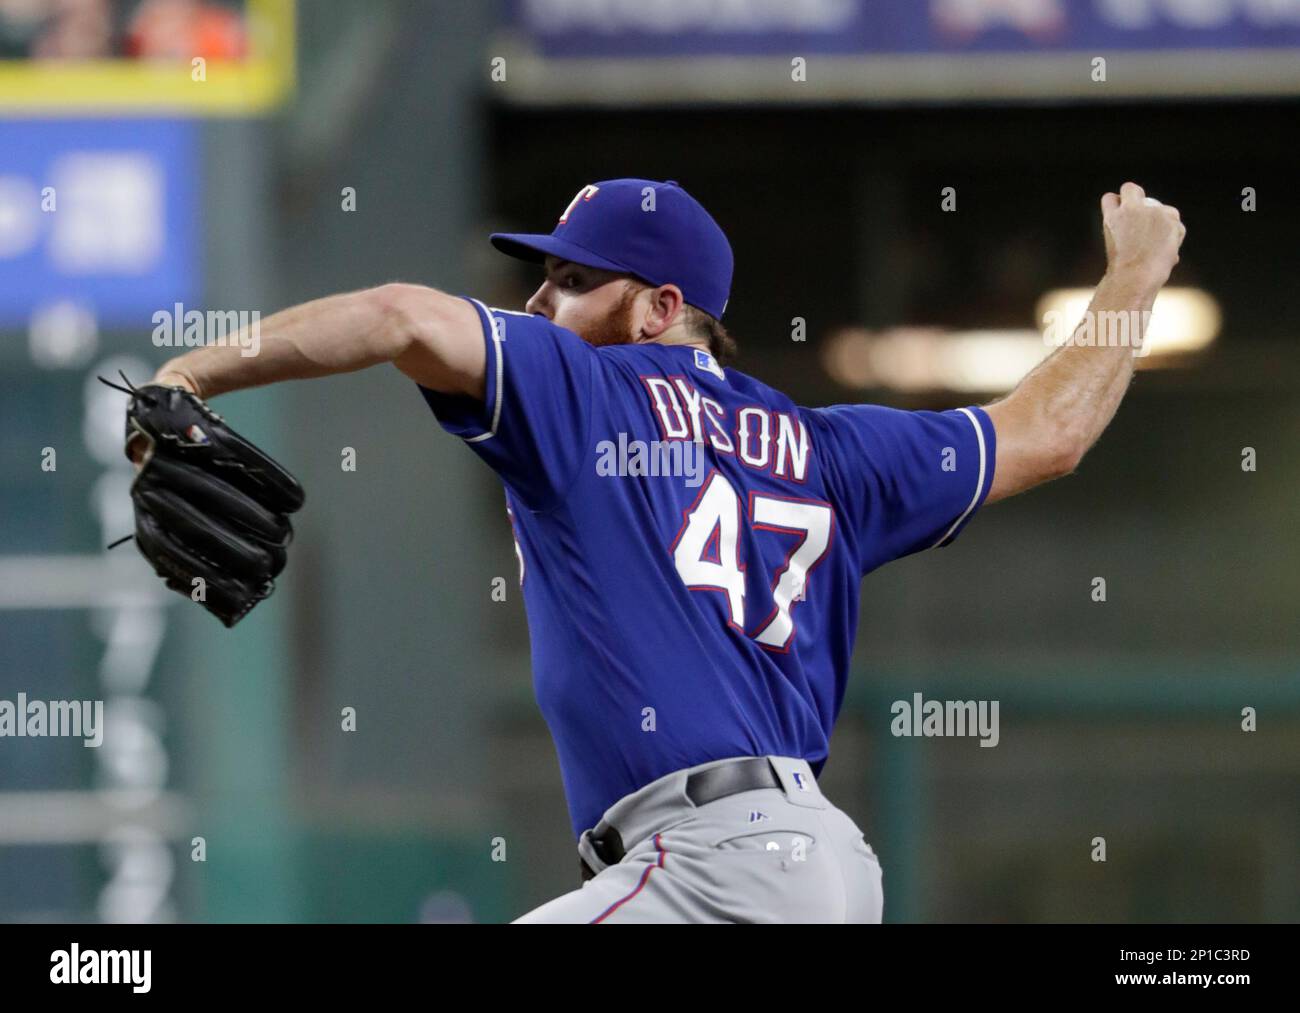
804;403;997;574
415;298;597;511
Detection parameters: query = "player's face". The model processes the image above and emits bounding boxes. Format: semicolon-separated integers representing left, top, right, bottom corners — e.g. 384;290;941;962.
527;257;640;348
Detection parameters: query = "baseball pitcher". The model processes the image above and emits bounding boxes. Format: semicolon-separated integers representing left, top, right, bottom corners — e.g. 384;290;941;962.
118;178;1185;922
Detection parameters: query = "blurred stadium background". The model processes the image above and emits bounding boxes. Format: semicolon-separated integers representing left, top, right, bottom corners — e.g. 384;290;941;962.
1;0;1298;923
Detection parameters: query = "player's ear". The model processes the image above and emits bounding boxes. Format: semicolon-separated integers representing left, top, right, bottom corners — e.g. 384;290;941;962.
641;284;684;338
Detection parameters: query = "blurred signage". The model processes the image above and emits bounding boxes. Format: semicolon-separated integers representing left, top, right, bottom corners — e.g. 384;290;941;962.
0;0;294;115
501;0;1300;101
0;119;200;329
510;0;1300;56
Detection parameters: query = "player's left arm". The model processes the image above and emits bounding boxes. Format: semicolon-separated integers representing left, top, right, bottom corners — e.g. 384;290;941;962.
982;182;1186;504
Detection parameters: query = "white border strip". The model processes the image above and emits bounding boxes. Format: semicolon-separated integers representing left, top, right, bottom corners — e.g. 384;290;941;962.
0;556;168;609
0;791;191;844
493;46;1300;106
930;407;987;550
465;297;505;444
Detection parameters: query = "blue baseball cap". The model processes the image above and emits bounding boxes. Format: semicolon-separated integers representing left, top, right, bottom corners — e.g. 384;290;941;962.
490;178;733;319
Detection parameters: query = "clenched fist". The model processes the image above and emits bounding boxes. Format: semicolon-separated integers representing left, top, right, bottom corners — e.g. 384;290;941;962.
1101;182;1186;288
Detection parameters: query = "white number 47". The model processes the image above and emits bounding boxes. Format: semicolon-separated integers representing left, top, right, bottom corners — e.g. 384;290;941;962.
671;472;832;650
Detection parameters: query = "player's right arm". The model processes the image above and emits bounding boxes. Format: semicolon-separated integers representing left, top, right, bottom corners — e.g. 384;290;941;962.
150;283;485;400
154;284;600;510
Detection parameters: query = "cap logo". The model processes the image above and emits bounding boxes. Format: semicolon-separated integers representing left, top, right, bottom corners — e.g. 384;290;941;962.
558;184;599;224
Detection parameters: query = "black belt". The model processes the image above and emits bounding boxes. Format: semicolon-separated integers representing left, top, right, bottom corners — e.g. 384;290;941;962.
579;757;785;882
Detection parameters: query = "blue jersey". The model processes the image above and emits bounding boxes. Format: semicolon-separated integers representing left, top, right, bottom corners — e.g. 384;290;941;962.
419;298;997;838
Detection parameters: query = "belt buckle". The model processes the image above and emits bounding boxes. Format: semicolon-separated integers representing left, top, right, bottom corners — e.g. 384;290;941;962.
578;824;625;885
589;823;625;866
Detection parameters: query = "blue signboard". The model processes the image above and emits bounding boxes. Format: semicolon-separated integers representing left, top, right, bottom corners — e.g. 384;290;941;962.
506;0;1300;58
0;119;200;329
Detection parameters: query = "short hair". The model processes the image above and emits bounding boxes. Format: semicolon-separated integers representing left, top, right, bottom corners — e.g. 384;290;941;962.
680;302;738;365
622;277;738;365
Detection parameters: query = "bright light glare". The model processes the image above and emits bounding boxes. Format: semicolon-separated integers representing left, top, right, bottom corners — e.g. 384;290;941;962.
1035;287;1220;355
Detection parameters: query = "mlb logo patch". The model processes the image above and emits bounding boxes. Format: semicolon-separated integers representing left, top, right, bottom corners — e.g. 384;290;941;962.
692;348;725;380
185;424;210;445
792;772;810;792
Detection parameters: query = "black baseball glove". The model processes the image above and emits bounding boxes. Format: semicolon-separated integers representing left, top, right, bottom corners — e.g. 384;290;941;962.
102;374;305;627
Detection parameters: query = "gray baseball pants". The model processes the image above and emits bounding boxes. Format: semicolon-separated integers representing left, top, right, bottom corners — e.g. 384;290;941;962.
514;755;884;924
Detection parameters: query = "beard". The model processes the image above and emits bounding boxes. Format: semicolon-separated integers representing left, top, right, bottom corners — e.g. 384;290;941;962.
579;283;640;349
